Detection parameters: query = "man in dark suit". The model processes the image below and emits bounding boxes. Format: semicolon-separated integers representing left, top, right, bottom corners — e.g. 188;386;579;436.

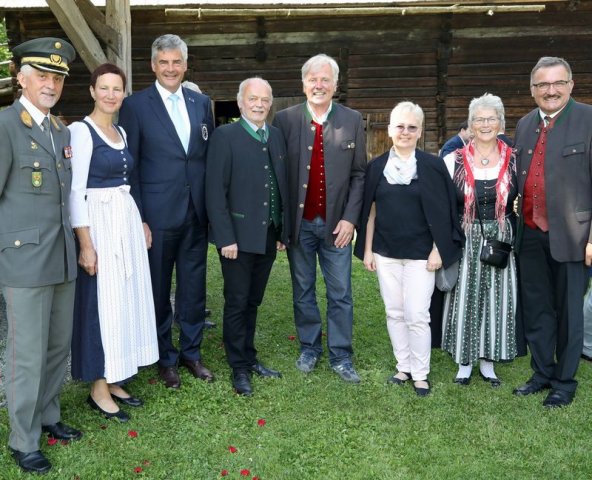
0;37;81;474
119;34;214;389
273;54;366;383
206;77;288;396
439;120;470;158
513;56;592;407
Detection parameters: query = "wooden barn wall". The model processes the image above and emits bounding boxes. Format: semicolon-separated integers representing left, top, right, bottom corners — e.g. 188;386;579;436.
3;3;592;158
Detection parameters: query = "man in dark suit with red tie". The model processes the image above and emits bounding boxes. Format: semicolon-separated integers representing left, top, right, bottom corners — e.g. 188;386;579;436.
513;56;592;407
119;34;214;388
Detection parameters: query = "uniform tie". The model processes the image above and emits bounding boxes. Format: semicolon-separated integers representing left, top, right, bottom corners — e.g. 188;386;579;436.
42;116;51;140
169;94;190;153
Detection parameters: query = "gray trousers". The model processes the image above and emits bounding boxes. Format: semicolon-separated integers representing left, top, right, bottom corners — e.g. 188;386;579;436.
3;281;75;452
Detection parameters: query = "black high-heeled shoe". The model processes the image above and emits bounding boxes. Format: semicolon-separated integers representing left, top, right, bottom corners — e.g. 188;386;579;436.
87;395;130;422
111;393;144;407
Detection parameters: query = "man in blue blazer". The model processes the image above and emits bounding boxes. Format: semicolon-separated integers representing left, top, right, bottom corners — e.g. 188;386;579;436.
119;34;215;388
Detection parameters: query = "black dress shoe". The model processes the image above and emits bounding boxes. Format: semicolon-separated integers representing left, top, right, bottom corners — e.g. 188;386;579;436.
387;371;411;385
454;376;471;385
249;362;282;378
42;422;83;441
413;380;431;397
232;371;253;396
158;366;181;389
87;395;130;422
180;359;215;382
111;393;144;407
581;353;592;362
513;379;551;396
10;448;51;474
204;320;217;329
543;389;574;408
479;371;501;387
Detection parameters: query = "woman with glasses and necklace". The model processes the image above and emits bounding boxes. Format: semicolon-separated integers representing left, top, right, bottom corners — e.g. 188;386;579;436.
355;102;464;396
442;93;518;386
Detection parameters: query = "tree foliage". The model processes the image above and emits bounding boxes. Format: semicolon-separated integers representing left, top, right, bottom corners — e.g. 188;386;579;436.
1;17;10;78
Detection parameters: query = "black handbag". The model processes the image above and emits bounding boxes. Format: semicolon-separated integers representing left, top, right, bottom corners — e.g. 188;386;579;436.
476;202;512;269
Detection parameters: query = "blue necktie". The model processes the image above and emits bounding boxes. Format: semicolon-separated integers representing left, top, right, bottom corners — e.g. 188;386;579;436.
169;94;189;153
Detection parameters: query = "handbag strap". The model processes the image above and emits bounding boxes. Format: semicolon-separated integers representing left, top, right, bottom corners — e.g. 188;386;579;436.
474;197;487;239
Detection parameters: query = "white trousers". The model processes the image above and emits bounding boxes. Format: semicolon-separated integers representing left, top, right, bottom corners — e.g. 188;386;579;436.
374;254;434;380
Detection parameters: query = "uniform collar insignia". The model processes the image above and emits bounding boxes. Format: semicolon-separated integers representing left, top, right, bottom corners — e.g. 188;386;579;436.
50;115;61;131
20;110;33;128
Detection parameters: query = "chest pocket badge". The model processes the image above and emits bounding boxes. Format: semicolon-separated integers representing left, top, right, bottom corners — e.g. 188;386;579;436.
32;171;43;188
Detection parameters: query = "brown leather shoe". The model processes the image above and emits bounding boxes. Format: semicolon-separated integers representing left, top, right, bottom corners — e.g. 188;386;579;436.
180;359;214;382
158;366;181;389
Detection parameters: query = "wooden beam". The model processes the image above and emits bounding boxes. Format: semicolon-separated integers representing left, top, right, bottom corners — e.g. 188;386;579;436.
105;0;132;94
165;5;548;19
46;0;107;73
74;0;121;55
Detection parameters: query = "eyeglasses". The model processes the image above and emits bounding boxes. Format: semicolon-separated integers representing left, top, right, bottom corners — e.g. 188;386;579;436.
531;80;571;91
472;117;499;126
393;124;419;133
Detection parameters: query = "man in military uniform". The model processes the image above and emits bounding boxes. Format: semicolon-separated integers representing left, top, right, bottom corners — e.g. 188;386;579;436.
0;37;80;474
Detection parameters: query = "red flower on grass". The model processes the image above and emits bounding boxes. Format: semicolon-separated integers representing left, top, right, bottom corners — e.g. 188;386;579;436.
240;469;251;476
287;335;296;341
257;418;266;427
128;430;138;438
228;445;237;453
47;438;58;446
253;476;261;480
134;466;143;473
221;470;229;477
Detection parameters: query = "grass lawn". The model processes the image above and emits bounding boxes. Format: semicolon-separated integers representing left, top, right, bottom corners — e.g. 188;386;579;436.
1;245;592;479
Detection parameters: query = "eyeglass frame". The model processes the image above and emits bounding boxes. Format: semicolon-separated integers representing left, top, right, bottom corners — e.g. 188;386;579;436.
391;124;420;133
472;117;500;126
531;80;572;91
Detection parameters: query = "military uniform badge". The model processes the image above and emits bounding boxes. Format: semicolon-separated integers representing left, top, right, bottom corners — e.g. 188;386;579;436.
201;124;209;141
32;171;42;188
63;145;73;159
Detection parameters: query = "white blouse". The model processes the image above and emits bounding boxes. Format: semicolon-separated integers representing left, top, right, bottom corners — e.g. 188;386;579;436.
68;117;127;228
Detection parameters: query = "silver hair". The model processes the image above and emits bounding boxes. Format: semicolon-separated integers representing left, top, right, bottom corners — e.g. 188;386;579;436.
389;101;424;128
530;56;572;84
19;64;35;76
301;54;339;86
236;77;273;104
468;93;505;131
151;34;188;63
182;80;201;94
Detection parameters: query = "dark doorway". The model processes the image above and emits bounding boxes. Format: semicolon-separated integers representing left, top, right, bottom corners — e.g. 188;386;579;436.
214;101;240;127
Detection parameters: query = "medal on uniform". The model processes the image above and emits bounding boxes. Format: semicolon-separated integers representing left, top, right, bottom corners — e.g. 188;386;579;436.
201;124;208;141
63;145;72;158
32;171;42;187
